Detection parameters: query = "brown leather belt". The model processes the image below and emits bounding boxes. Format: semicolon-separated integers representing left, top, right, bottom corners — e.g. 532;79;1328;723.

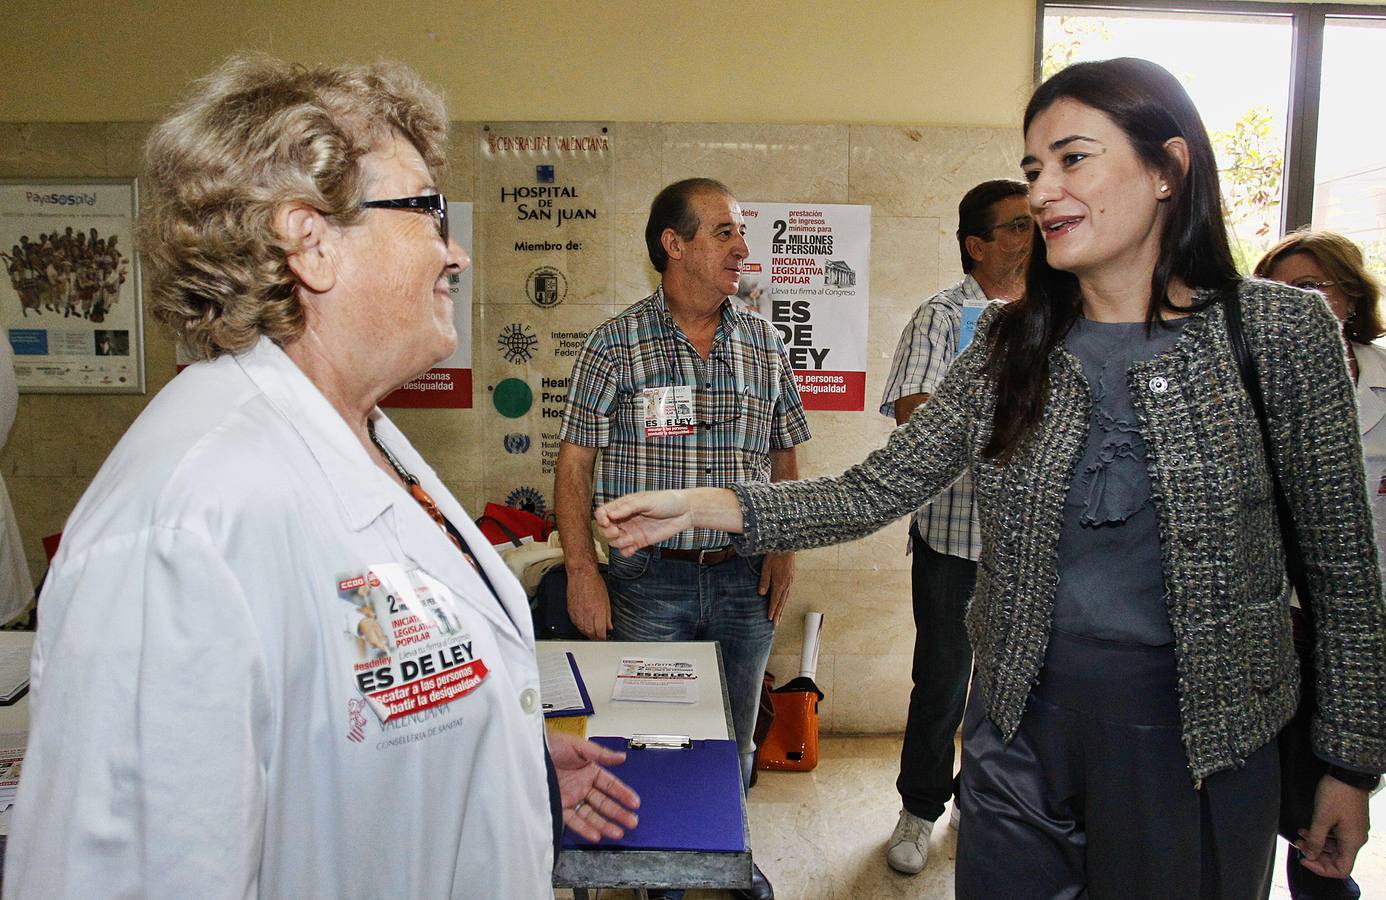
656;545;738;566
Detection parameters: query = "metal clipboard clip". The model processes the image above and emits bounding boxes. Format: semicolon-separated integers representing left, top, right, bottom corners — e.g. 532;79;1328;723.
628;733;692;750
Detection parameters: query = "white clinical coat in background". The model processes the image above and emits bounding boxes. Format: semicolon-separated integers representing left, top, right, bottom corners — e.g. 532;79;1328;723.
1356;340;1386;581
5;338;554;899
0;337;32;622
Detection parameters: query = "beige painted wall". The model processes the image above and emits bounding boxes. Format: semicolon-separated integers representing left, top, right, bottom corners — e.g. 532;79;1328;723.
1;0;1036;127
3;1;1039;733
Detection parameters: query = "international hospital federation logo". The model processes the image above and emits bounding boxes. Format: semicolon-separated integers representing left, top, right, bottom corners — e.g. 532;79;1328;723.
497;322;538;363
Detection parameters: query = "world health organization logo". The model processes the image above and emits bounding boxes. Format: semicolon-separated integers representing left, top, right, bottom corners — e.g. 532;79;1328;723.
503;433;531;454
497;323;538;364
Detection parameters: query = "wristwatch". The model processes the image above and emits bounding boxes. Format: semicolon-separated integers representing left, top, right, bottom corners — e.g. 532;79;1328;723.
1326;764;1382;792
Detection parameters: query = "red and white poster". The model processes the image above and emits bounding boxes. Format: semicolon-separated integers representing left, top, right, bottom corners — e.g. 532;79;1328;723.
738;202;871;411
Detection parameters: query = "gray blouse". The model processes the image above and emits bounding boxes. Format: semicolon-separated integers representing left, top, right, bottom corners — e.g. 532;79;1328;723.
1053;317;1186;646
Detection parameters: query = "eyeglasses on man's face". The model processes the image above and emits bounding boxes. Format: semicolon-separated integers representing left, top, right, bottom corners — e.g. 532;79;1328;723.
981;216;1033;241
359;193;449;243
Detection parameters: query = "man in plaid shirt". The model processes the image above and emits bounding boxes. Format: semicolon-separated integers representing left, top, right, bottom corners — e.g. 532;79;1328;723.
880;179;1031;876
555;178;809;900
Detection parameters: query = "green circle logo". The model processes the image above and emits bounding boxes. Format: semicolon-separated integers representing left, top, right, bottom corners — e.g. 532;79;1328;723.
493;378;533;418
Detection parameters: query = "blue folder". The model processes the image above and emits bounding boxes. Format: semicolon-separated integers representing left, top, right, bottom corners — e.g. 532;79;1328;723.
562;735;745;852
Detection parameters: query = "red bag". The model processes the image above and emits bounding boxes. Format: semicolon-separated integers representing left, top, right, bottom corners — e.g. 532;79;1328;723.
475;502;551;547
756;676;824;772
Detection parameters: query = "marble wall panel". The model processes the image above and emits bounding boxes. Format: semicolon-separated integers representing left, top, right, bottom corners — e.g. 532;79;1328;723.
830;651;914;733
609;123;664;215
870;215;947;322
0;123;108;178
849;124;1024;219
662;124;850;203
441;122;478;202
472;210;614;308
610;211;660;304
104;123;154;177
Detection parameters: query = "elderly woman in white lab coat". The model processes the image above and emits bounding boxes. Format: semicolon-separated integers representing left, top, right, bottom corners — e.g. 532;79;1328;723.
5;55;637;900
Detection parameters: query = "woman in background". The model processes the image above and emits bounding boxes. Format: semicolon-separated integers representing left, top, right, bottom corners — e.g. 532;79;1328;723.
1256;231;1386;570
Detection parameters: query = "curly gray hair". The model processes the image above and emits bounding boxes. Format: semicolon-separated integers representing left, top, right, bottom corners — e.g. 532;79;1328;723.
140;54;449;359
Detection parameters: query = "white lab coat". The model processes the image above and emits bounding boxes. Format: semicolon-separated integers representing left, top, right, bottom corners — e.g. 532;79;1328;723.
0;336;32;622
5;338;554;899
1356;340;1386;582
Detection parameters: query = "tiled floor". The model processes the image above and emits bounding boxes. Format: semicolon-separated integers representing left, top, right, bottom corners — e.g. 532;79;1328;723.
559;734;1386;899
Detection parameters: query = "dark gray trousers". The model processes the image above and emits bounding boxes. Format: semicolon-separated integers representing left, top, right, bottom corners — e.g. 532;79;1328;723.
955;629;1278;900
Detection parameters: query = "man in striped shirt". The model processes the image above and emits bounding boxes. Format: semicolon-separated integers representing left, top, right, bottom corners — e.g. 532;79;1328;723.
556;178;809;900
880;179;1031;876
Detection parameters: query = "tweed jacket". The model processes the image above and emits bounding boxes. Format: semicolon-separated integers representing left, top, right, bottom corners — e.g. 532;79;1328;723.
733;279;1386;781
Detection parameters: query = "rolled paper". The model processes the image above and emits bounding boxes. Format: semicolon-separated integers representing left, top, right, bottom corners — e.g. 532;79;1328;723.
799;611;824;680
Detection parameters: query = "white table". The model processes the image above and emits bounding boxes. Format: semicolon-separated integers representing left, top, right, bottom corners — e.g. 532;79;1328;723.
546;639;752;897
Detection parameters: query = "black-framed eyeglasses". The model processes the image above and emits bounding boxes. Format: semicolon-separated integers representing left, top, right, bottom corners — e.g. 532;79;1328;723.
981;216;1033;240
1290;278;1338;293
359;193;449;243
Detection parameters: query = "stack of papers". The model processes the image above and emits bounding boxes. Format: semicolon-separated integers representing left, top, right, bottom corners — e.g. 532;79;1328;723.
537;649;594;717
611;657;698;704
0;732;25;823
0;632;34;705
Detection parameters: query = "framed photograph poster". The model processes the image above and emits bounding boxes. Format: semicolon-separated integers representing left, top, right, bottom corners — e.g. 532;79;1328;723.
0;179;144;393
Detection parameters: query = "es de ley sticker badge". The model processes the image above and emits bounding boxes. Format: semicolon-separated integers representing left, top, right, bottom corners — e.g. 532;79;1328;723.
642;385;695;437
337;564;489;722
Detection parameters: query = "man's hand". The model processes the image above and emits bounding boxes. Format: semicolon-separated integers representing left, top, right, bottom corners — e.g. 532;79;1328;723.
566;568;612;640
548;731;641;843
1295;773;1371;878
759;551;794;625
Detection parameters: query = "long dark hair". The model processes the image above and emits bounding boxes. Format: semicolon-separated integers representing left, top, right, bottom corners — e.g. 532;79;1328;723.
983;58;1240;461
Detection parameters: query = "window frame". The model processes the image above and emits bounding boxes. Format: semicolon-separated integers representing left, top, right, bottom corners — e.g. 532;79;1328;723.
1034;0;1386;233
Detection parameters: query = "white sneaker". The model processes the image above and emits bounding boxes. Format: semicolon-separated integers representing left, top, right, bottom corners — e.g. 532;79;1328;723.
885;809;933;874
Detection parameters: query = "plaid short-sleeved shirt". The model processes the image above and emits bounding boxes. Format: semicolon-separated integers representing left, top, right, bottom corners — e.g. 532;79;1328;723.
878;276;987;561
560;287;811;550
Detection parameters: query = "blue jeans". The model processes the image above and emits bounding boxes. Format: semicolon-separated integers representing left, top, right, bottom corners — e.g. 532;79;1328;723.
898;528;975;822
607;547;775;789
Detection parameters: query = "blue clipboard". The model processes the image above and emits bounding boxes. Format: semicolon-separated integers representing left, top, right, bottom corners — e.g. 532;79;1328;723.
561;735;745;852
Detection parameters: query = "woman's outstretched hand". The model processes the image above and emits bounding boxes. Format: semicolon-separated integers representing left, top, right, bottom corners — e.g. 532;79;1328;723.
596;487;744;554
596;490;695;554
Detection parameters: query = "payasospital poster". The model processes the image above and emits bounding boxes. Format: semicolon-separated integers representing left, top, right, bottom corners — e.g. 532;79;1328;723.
0;180;144;393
